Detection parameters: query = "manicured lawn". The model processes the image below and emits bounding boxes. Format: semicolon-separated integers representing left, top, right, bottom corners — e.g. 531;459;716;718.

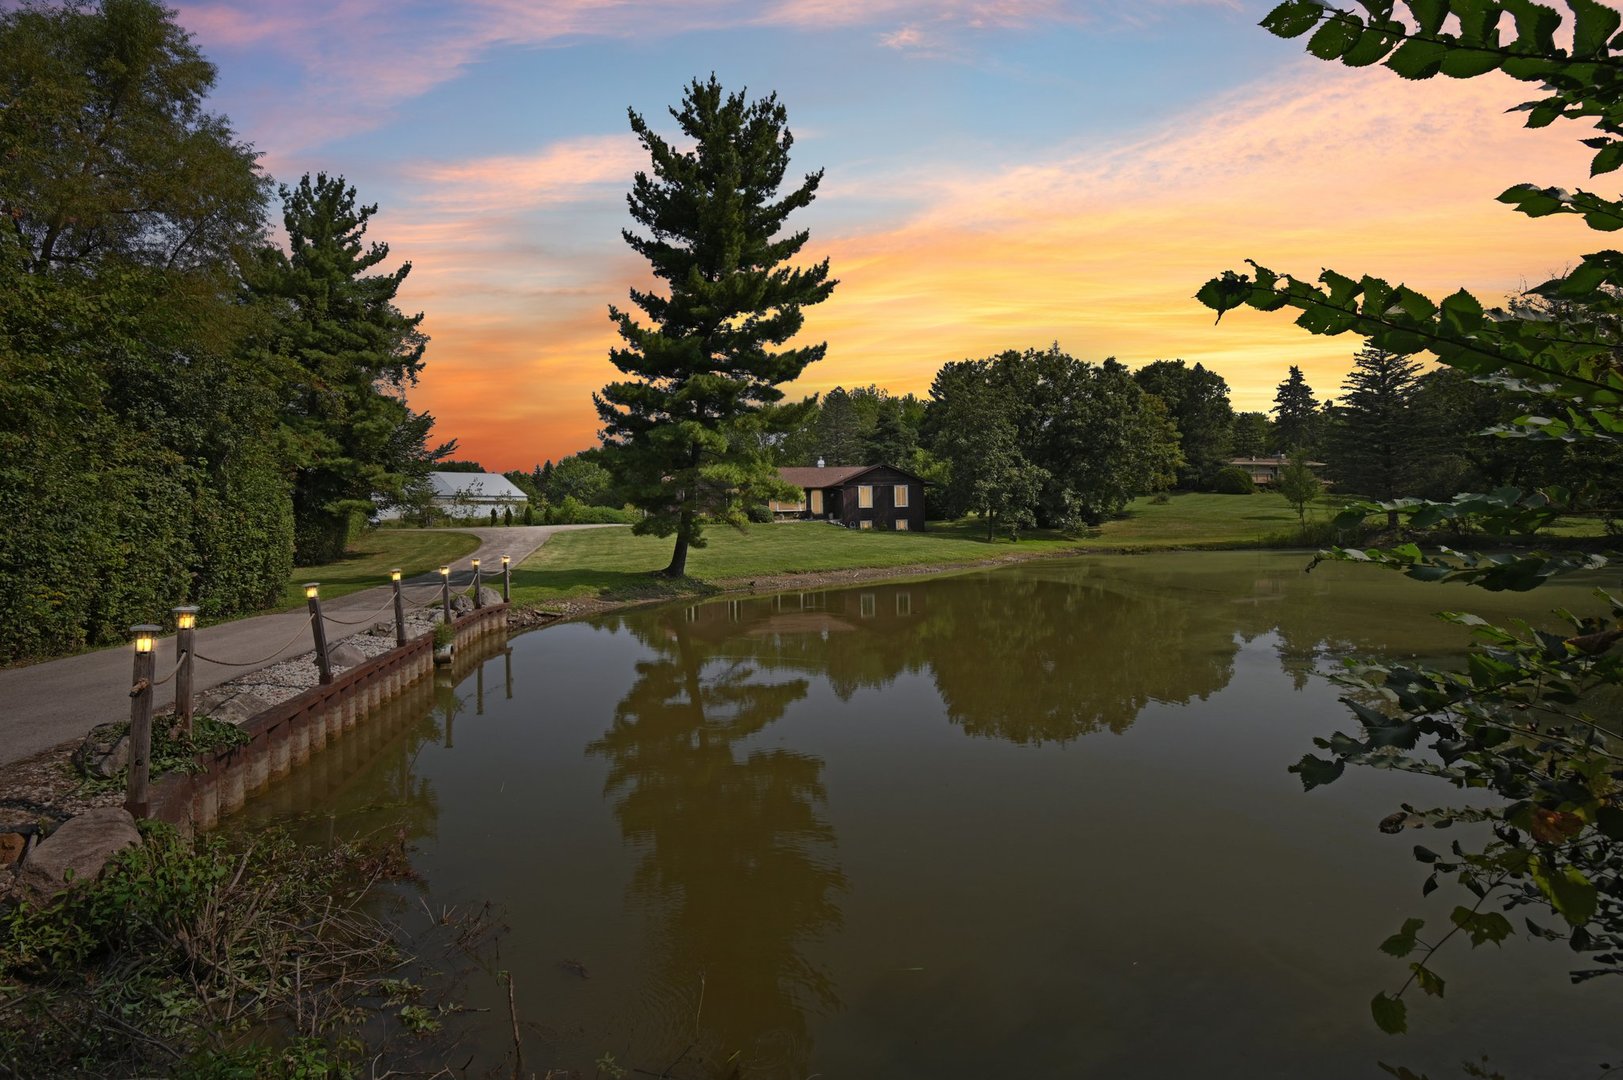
1070;491;1337;550
510;521;1087;605
281;528;481;607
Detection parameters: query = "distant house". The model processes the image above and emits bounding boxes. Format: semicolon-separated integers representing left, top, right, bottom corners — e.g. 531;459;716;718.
772;463;928;531
1229;456;1326;486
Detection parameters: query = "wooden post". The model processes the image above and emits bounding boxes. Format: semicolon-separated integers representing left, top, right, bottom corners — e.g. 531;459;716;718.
471;558;483;608
440;565;452;624
501;554;511;603
172;606;198;737
391;569;407;647
305;583;332;685
126;625;160;818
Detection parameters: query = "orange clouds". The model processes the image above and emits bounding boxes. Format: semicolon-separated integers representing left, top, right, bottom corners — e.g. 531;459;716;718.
395;61;1602;470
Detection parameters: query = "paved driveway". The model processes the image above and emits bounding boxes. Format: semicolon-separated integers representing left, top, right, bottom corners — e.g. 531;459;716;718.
0;524;619;767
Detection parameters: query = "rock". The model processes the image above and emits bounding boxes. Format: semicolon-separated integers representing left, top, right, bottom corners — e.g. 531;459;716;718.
328;642;367;669
71;722;130;780
203;689;278;727
477;586;503;608
451;595;474;615
0;832;26;867
19;808;141;899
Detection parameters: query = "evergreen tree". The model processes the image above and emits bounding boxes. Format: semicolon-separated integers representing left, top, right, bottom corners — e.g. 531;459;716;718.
863;397;919;466
595;76;836;577
1329;346;1424;521
1271;365;1321;454
246;173;447;563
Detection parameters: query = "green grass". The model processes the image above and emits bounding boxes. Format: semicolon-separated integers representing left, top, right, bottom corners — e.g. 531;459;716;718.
510;521;1088;605
281;529;480;607
1069;491;1340;550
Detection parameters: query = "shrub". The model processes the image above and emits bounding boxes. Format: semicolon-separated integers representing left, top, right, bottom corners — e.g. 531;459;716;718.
521;503;534;526
488;507;498;527
745;503;774;524
1211;467;1256;494
502;506;513;527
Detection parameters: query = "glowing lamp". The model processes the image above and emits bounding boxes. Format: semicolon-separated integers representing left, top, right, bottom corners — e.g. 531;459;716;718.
390;568;402;582
131;625;160;653
439;565;450;578
501;555;511;569
173;606;198;631
304;583;320;600
471;559;480;569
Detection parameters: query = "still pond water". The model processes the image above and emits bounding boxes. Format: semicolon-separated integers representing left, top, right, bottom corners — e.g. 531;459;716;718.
243;552;1620;1078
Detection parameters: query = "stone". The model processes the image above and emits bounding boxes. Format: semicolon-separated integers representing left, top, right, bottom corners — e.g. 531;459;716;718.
328;642;367;669
204;689;278;727
19;807;141;899
451;595;474;615
71;722;130;780
0;832;26;867
477;586;503;608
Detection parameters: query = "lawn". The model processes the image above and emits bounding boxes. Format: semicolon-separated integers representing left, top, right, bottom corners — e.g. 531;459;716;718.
1070;491;1335;549
510;520;1088;605
280;528;481;607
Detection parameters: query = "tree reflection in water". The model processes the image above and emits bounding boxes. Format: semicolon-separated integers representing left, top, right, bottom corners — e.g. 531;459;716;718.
588;609;847;1078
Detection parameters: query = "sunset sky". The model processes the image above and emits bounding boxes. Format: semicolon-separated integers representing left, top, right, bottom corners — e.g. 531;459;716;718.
177;0;1604;471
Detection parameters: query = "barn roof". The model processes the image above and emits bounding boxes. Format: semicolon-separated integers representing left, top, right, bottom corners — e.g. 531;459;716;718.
428;472;529;500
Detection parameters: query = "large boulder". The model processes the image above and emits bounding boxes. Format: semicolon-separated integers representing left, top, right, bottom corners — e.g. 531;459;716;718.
200;688;277;728
477;586;503;608
327;641;367;669
451;594;474;615
18;808;141;900
71;722;130;780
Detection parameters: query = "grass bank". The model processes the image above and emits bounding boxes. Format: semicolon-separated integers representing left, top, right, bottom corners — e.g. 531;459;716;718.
280;529;480;608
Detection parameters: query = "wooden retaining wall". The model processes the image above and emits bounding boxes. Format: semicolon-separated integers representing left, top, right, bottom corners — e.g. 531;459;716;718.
148;603;510;832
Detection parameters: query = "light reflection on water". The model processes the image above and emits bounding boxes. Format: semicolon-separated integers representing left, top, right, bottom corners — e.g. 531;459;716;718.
240;551;1620;1078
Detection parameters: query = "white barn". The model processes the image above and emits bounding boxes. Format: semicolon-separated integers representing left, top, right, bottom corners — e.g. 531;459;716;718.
425;472;530;519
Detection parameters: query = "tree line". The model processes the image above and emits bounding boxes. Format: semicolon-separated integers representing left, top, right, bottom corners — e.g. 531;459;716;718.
0;0;448;661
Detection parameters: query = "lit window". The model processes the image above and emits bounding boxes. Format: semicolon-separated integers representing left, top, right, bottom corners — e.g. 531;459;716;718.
859;520;872;530
895;518;909;531
893;484;909;508
857;485;873;508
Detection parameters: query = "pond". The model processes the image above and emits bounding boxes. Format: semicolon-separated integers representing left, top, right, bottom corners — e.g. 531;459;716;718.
240;551;1620;1078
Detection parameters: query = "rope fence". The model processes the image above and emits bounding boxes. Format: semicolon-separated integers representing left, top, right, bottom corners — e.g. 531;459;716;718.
193;612;317;668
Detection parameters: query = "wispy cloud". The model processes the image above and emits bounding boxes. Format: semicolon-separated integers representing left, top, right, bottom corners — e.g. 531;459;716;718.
391;58;1595;467
180;0;1236;154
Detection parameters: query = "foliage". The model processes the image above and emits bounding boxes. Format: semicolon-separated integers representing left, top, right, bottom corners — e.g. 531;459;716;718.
1206;0;1623;1034
1232;410;1273;458
1329;346;1425;520
1133;359;1235;488
76;716;249;795
1272;365;1323;453
0;0;293;661
927;346;1183;533
595;76;836;577
433;620;455;648
1275;455;1324;524
542;498;639;526
0;823;427;1075
544;454;614;506
1211;466;1256;494
244;173;448;564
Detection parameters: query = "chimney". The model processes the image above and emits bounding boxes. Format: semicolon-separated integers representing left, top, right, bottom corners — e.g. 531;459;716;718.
816;457;825;468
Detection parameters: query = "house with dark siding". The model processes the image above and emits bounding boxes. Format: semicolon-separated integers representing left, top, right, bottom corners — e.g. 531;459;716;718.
772;464;928;531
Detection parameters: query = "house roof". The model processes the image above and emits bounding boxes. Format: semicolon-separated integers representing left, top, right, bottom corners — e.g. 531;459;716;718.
427;472;529;500
778;464;927;488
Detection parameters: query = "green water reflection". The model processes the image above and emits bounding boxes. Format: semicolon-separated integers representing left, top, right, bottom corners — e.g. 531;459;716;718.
245;552;1619;1078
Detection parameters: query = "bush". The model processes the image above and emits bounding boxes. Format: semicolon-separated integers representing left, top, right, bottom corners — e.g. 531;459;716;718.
1211;467;1256;494
745;503;774;524
542;497;639;525
521;503;534;526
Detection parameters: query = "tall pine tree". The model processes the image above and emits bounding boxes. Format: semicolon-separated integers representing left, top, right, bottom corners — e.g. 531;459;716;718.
1329;345;1423;523
1271;365;1321;454
245;173;446;563
596;76;836;576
